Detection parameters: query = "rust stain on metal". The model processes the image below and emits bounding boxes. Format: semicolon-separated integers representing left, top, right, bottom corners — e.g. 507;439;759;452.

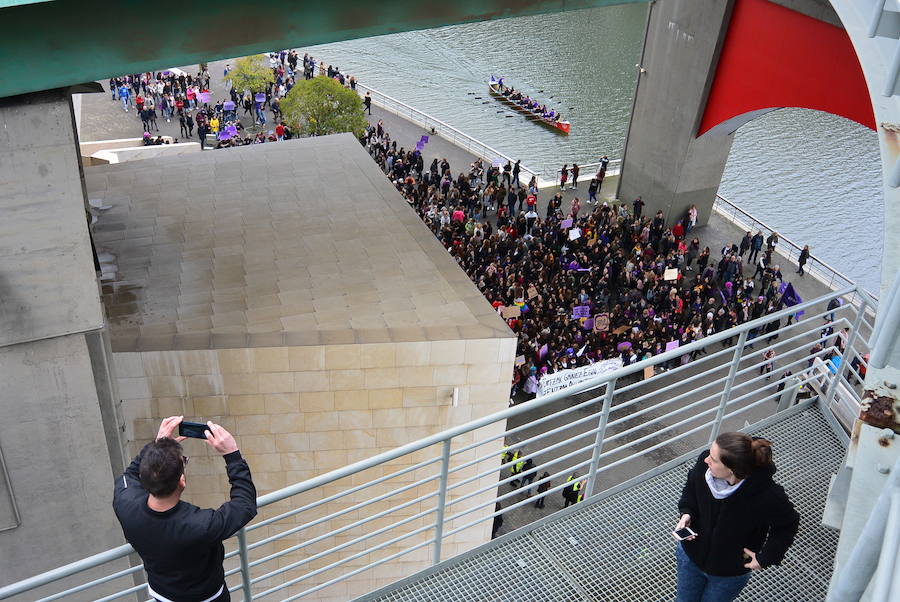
859;391;900;432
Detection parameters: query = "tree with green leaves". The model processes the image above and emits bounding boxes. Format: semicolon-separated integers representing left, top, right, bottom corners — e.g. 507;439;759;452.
224;54;274;94
280;76;367;138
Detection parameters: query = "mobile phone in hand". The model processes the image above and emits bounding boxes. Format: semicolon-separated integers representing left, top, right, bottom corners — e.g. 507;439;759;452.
178;421;208;439
673;527;697;541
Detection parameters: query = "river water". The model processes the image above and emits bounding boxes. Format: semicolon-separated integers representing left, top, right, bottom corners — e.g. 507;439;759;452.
307;3;883;292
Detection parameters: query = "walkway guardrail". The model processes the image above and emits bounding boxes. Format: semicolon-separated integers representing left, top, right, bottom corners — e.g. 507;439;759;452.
713;194;877;301
355;82;541;186
0;284;875;601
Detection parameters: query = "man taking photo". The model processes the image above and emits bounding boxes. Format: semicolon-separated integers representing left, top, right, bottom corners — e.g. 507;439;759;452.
113;416;256;602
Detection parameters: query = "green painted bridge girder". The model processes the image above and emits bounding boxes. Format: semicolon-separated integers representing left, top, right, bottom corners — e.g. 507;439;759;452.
0;0;643;100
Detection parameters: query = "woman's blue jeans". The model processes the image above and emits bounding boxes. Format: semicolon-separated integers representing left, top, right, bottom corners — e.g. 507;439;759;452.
675;543;752;602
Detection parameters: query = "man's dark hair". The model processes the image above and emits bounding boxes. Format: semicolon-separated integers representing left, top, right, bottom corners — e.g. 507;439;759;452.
139;438;185;497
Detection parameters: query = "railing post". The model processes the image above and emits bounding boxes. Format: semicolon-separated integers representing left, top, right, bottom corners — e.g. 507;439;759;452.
586;378;617;497
432;439;452;565
236;528;253;602
823;296;868;408
709;330;749;444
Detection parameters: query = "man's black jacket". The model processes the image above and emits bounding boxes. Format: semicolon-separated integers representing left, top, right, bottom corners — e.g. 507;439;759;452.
677;450;799;576
113;443;257;601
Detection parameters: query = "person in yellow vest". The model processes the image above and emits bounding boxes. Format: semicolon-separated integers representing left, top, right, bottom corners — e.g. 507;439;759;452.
563;473;579;507
509;449;523;486
574;478;586;503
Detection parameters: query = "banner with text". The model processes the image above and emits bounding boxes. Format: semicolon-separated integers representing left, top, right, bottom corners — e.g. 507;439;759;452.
538;358;624;396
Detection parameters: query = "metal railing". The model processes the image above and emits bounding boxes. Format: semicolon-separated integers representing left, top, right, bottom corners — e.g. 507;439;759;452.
712;194;877;301
355;82;541;186
0;285;875;602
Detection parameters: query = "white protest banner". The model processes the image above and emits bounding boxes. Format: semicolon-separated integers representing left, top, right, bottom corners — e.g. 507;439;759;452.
538;358;624;396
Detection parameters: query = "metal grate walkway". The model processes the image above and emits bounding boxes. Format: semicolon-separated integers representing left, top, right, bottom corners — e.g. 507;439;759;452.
361;406;845;602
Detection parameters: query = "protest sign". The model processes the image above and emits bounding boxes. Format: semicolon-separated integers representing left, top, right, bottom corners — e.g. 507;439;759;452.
569;228;581;240
527;285;538;300
664;268;679;281
572;305;591;319
644;366;655;380
538;359;624;396
502;305;521;319
560;218;573;229
665;340;680;352
515;355;526;367
594;313;610;332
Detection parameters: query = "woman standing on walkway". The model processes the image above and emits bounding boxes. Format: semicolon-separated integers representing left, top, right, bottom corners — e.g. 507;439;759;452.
797;245;810;276
674;432;799;602
559;164;568;190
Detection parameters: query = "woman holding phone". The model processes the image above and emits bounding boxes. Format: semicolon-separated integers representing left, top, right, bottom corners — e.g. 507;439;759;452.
674;432;799;601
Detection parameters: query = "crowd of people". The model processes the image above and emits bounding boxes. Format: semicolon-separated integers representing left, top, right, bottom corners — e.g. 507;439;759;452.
111;52;358;149
360;125;814;400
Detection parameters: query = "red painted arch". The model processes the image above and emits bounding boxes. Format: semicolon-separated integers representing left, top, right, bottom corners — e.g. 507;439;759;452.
698;0;875;136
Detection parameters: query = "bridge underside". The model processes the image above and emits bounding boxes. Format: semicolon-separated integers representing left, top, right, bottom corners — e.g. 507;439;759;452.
360;403;845;602
0;0;643;100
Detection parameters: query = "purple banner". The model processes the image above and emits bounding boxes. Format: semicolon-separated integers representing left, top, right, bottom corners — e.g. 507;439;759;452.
539;344;549;360
572;305;591;319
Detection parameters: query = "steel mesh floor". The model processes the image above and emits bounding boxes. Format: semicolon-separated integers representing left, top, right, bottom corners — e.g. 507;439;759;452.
362;408;844;602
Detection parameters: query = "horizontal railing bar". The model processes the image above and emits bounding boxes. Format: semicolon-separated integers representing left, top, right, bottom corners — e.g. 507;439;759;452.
445;457;594;524
252;521;436;599
611;343;736;400
277;536;436;602
450;388;606;458
249;472;439;550
596;421;713;476
248;452;441;531
448;407;604;479
0;544;136;600
603;389;723;443
34;564;144;602
446;428;602;505
608;373;729;428
249;488;437;568
250;505;436;586
91;583;148;602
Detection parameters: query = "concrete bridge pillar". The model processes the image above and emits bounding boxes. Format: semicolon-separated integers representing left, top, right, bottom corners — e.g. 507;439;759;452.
617;0;735;228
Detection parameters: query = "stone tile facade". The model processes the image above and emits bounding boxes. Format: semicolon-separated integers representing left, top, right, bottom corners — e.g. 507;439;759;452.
116;337;514;598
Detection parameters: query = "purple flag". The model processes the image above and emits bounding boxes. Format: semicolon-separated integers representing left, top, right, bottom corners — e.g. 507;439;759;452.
539;344;548;360
583;318;595;331
560;218;573;229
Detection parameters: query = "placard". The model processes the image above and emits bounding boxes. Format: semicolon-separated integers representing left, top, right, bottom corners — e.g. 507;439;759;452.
527;285;538;300
569;228;581;240
665;340;680;352
583;318;594;331
664;268;679;281
572;305;591;319
254;92;266;103
515;355;526;367
560;218;573;229
502;305;521;319
644;366;655;380
613;325;630;335
594;313;610;332
199;91;210;103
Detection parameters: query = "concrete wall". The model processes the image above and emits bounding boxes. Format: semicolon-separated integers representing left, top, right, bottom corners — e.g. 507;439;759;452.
0;334;127;594
0;90;104;347
617;0;735;227
114;337;515;599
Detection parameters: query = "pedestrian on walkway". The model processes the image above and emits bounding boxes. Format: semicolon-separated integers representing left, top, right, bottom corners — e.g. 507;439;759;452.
588;177;599;203
198;123;209;150
748;231;764;264
570;163;579;189
633;196;644;219
534;473;551;509
674;433;798;602
519;458;537;493
797;245;809;276
559;164;568;190
186;112;194;137
364;91;372;115
563;473;579;508
179;112;189;138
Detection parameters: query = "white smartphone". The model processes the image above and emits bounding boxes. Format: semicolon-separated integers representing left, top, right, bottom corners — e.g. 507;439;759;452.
672;527;697;541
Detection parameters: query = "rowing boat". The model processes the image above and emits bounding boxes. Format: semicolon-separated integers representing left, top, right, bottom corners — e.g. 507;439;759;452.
488;80;571;135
